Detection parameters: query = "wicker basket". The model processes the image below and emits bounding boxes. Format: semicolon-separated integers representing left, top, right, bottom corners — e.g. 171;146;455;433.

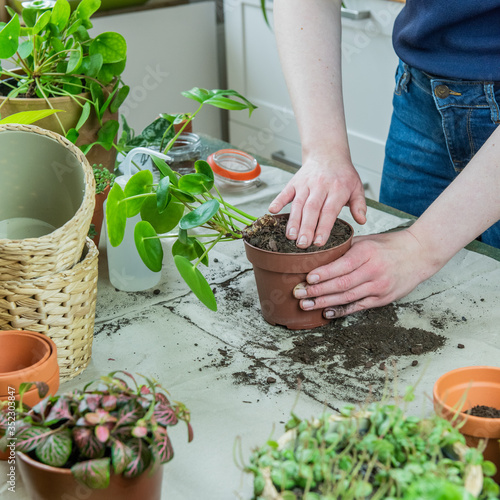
0;124;95;281
0;238;98;382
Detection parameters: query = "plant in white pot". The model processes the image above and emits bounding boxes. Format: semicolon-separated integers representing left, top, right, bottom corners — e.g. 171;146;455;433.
0;371;193;500
0;0;129;168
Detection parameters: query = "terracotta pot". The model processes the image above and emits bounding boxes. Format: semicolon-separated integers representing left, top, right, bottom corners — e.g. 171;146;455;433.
17;452;164;500
91;184;111;248
244;214;353;330
434;366;500;483
0;330;59;460
0;75;118;169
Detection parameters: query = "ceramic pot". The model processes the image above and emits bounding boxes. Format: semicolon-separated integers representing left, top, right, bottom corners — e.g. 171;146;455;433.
0;330;59;460
243;214;353;330
434;366;500;483
17;452;164;500
0;74;118;169
91;184;111;248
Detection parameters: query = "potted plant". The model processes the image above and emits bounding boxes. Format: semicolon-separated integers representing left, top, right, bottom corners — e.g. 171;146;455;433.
105;87;354;329
0;0;129;168
89;164;116;247
0;370;193;499
434;366;500;484
242;389;500;499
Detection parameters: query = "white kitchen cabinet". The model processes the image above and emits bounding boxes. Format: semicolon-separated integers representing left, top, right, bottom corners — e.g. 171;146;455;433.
224;0;404;200
91;1;221;137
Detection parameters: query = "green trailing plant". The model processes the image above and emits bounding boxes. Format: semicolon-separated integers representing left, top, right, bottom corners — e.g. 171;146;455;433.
93;163;115;194
242;390;500;500
0;371;193;489
0;0;129;153
106;87;258;311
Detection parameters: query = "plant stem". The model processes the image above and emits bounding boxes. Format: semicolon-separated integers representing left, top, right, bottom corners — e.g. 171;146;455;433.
194;233;223;268
35;80;67;135
162;103;203;155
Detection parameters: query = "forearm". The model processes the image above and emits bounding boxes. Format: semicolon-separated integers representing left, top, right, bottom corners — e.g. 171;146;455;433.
408;126;500;273
274;0;349;161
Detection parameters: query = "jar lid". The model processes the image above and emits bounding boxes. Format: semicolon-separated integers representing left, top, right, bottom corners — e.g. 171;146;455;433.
207;149;261;181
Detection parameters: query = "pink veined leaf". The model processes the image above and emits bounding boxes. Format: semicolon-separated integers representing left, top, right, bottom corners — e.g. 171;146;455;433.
73;427;106;458
140;385;151;395
30;397;52;419
132;425;148;438
95;424;110;443
71;458;111;489
84;394;102;412
111;439;134;475
15;426;49;453
155;392;171;405
101;395;117;411
35;428;72;467
46;397;73;424
85;409;117;425
154;428;174;463
115;401;142;426
123;438;150;478
153;404;178;426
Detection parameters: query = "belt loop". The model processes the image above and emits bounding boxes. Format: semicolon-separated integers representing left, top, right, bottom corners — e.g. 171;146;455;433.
485;83;500;124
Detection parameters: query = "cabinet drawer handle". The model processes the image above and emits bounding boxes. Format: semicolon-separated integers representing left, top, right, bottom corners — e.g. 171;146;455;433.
271;150;301;170
341;7;370;20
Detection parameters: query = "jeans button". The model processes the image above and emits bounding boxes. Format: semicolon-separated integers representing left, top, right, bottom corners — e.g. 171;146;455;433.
435;85;450;98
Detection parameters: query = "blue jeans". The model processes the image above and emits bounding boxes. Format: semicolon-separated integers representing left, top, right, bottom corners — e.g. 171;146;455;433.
380;60;500;248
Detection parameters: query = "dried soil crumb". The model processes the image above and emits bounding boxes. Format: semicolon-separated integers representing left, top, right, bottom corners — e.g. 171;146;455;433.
465;405;500;418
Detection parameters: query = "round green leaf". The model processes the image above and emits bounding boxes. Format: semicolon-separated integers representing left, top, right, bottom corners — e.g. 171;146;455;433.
80;53;103;78
18;39;33;59
71;458;110;490
90;32;127;64
0;15;20;59
178;173;213;195
124;170;153;217
194;159;214;183
62;75;83;95
97;60;126;85
134;221;163;272
172;237;198;261
140;198;184;234
32;10;51;34
174;255;217;311
75;0;101;21
106;183;126;247
67;43;83;74
170;186;195;203
179;199;220;230
194;239;209;266
50;0;71;31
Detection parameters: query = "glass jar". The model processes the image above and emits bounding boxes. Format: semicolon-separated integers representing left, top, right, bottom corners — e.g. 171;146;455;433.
207;149;262;189
167;132;201;175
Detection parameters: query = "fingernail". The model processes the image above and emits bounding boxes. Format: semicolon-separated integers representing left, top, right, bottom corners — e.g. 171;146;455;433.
313;235;323;246
308;274;319;284
269;203;278;212
293;282;307;298
302;299;315;309
288;227;297;238
324;309;335;319
297;235;308;247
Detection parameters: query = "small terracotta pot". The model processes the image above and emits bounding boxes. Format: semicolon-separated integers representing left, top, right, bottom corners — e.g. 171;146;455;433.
244;214;353;330
434;366;500;483
91;183;111;248
0;330;59;460
17;452;164;500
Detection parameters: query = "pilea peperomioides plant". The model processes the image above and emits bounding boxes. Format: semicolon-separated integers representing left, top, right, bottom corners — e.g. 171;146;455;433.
0;371;193;489
106;87;258;311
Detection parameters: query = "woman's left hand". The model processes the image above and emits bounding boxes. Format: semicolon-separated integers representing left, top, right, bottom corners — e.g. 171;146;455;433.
293;229;439;318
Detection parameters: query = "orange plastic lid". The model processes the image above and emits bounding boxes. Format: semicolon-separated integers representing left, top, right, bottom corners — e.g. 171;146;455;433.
207;149;261;181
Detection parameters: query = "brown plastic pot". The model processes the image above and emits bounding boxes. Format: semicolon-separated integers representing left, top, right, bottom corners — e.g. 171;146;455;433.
91;183;111;248
244;214;353;330
434;366;500;483
0;330;59;460
17;452;164;500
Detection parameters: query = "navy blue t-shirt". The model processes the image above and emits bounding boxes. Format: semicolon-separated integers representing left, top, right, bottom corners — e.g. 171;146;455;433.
393;1;500;81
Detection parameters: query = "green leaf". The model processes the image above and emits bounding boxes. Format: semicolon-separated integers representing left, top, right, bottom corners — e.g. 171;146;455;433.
124;170;153;217
204;95;249;111
35;428;72;467
106;183;127;247
141;198;184;234
71;458;110;489
0;15;20;59
67;43;83;74
111;440;133;475
90;32;127;64
62;76;82;95
66;128;79;143
18;39;33;59
0;109;63;125
179;199;219;230
96;60;126;85
90;81;104;109
75;0;101;20
170;186;195;203
75;101;91;131
15;426;47;453
22;8;38;28
134;221;163;272
174;255;217;311
156;177;170;212
80;53;103;78
110;85;129;113
151;156;177;187
194;159;214;182
172;237;198;261
97;119;119;150
51;0;71;31
123;438;151;479
32;10;51;34
194;239;209;266
178;173;213;195
66;18;82;36
181;87;212;104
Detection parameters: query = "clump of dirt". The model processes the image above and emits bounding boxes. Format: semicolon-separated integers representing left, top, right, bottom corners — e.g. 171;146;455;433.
465;405;500;418
242;215;351;253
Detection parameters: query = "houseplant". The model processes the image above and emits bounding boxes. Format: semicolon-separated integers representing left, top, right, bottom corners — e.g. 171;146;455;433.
89;164;115;247
243;389;500;499
105;87;354;329
434;366;500;484
0;0;129;167
0;370;193;499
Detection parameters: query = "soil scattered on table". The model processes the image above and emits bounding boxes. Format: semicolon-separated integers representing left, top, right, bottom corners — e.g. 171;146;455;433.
243;215;351;253
465;405;500;418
